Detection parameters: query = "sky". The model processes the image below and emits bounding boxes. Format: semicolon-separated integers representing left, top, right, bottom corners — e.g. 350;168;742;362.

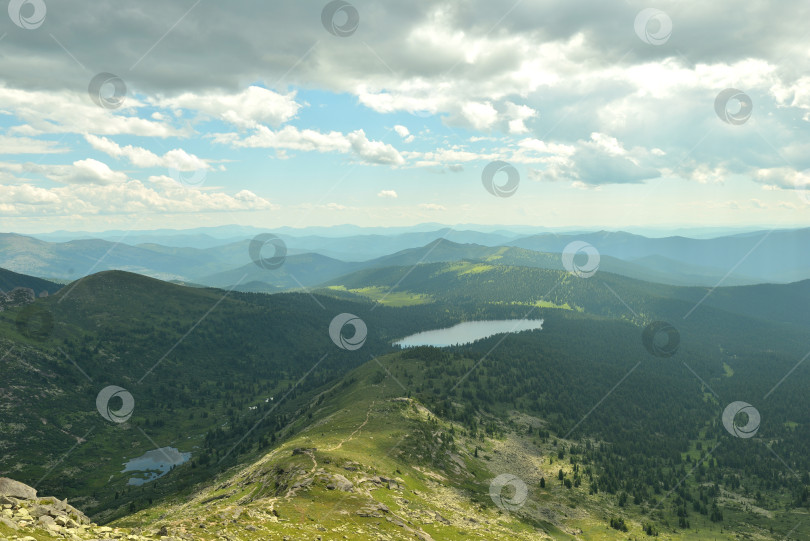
1;0;809;233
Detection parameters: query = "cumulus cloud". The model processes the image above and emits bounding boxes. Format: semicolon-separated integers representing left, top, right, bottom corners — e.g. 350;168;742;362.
530;133;661;185
218;126;404;165
153;86;301;129
0;87;180;137
504;102;538;134
377;190;398;198
0;0;808;225
0;177;274;217
0;159;130;186
85;135;209;172
754;167;810;190
394;125;414;142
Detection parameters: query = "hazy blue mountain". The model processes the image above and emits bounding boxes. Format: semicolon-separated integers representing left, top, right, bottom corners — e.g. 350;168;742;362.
363;240;756;287
510;228;810;284
7;227;810;288
0;233;221;281
199;252;366;289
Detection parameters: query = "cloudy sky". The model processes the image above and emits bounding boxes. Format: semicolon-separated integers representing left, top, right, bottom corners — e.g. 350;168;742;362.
1;0;809;233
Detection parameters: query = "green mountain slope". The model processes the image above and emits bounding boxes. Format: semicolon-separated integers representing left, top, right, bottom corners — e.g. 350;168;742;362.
1;265;808;540
322;260;810;331
370;240;757;287
109;339;808;540
0;266;62;295
0;270;482;522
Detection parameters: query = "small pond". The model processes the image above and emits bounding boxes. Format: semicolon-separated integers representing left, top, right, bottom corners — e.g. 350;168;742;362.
122;447;191;486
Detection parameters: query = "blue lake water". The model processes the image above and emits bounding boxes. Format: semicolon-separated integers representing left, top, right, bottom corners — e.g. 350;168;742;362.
122;447;191;486
393;319;544;348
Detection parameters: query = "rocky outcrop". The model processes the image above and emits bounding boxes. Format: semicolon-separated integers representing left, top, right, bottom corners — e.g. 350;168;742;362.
0;477;93;538
0;477;153;541
0;288;35;311
0;478;36;500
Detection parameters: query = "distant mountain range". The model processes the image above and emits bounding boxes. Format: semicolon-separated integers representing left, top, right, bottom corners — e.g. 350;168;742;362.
1;226;809;289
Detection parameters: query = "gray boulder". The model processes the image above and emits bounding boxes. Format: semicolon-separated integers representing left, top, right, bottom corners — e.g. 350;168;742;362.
0;478;36;500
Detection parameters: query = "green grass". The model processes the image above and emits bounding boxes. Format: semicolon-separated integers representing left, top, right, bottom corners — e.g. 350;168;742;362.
102;351;804;540
327;285;433;306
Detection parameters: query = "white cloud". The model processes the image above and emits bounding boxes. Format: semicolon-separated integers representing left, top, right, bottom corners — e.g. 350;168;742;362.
0;159;130;186
418;203;446;211
460;101;499;131
377;190;398;198
530;133;661;185
394;125;414;143
505;102;538;134
218;126;404;166
0;135;68;155
754;167;810;189
771;76;810;121
0;87;180;138
0;178;274;217
153;86;301;129
347;130;405;165
85;135;208;172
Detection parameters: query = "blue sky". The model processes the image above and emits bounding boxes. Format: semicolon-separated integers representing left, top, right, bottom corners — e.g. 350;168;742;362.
0;0;809;233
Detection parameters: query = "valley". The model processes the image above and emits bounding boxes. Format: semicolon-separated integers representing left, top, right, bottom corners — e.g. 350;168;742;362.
0;229;808;540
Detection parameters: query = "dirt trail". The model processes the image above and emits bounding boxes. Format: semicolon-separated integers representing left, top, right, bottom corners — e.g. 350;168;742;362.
325;401;375;452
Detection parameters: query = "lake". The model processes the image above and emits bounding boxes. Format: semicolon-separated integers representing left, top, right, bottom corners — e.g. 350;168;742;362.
393;319;544;348
122;447;191;486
